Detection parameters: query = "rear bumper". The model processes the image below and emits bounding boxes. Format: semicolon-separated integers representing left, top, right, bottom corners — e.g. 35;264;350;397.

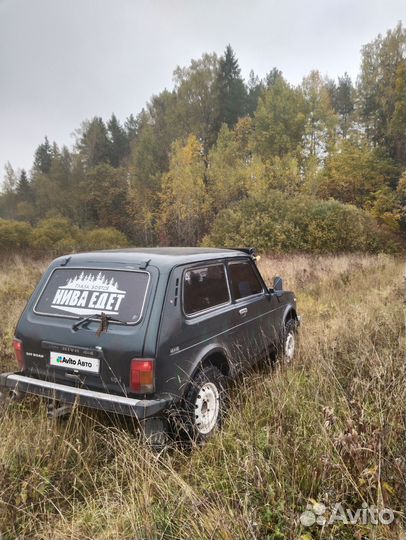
0;372;171;419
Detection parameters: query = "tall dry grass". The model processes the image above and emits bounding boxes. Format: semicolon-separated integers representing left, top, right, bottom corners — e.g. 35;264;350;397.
0;253;404;539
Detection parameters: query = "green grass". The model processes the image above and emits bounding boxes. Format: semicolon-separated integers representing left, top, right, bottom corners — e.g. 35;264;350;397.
0;254;404;539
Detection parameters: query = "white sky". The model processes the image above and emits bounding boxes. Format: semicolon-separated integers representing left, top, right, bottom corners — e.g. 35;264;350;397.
0;0;404;178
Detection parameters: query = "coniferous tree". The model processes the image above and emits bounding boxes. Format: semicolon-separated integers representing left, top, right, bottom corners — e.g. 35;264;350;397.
216;45;247;128
266;68;283;88
124;114;139;141
51;141;60;161
82;163;131;232
108;114;130;167
33;136;53;174
16;170;31;201
77;117;111;168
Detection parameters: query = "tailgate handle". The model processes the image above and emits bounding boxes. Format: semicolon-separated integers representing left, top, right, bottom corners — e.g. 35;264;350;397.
239;307;248;317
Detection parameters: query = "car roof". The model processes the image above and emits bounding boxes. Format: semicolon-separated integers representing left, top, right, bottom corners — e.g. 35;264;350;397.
55;247;251;272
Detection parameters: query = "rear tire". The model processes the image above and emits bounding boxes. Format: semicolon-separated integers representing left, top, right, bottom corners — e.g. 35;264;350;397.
183;365;227;443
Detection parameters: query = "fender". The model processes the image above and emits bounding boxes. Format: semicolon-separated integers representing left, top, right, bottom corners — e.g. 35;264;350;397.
189;342;232;382
282;304;299;327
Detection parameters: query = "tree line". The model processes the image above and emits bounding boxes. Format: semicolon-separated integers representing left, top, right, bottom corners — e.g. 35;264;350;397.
1;24;405;255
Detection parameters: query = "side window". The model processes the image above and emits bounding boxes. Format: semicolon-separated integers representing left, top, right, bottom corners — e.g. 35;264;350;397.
228;261;263;300
183;264;229;315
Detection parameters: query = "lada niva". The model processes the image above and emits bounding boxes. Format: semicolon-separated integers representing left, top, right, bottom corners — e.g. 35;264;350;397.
0;247;299;444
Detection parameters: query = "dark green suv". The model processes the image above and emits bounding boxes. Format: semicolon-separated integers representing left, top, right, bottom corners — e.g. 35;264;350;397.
0;247;299;443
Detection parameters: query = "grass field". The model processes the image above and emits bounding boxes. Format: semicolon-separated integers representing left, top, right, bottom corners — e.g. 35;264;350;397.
0;254;404;539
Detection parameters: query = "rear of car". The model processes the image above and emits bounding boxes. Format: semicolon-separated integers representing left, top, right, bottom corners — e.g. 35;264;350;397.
0;254;171;419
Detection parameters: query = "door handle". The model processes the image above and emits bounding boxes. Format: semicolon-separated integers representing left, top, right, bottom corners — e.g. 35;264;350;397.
239;307;248;317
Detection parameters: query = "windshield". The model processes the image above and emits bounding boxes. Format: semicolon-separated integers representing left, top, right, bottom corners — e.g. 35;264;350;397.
34;268;150;324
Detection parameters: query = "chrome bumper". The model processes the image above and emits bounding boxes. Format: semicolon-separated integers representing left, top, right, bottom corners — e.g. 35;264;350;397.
0;372;171;419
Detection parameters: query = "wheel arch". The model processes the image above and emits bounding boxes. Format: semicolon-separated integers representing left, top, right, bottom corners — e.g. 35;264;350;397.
282;306;299;326
190;346;231;381
200;350;230;376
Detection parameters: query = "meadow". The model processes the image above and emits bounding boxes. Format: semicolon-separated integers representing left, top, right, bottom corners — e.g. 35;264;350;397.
0;254;404;539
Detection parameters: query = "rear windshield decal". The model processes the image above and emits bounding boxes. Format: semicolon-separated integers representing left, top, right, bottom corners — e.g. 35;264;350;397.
34;268;150;323
52;272;125;315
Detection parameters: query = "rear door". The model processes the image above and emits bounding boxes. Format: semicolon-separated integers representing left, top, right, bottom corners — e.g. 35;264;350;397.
20;266;155;396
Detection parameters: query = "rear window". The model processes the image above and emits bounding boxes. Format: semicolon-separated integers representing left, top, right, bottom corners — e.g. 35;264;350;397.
228;261;263;300
183;264;229;315
34;268;150;324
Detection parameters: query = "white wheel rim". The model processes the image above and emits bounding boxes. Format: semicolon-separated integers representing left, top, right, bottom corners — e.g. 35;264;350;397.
285;331;295;360
194;382;220;434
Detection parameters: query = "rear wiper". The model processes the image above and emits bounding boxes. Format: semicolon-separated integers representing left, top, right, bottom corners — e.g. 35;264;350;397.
72;312;126;334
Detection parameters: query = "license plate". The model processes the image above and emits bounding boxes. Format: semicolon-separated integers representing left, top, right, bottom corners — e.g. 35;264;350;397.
50;351;100;374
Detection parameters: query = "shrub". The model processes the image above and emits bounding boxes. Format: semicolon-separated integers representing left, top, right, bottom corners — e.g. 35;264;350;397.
0;219;130;257
203;191;400;253
0;219;32;253
31;217;80;255
80;228;129;251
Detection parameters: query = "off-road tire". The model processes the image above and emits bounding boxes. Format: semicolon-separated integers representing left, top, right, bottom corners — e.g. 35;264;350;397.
281;318;299;363
183;365;228;443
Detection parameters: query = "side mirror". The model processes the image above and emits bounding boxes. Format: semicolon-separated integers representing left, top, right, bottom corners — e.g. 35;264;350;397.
273;276;283;297
273;276;283;290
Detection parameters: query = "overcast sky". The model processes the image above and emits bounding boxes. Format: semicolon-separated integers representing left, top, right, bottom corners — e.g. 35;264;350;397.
0;0;404;178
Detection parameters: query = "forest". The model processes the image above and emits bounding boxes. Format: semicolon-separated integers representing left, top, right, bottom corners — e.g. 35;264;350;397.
0;23;405;255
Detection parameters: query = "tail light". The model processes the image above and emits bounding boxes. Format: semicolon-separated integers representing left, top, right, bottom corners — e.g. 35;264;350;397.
13;338;25;371
130;359;154;394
